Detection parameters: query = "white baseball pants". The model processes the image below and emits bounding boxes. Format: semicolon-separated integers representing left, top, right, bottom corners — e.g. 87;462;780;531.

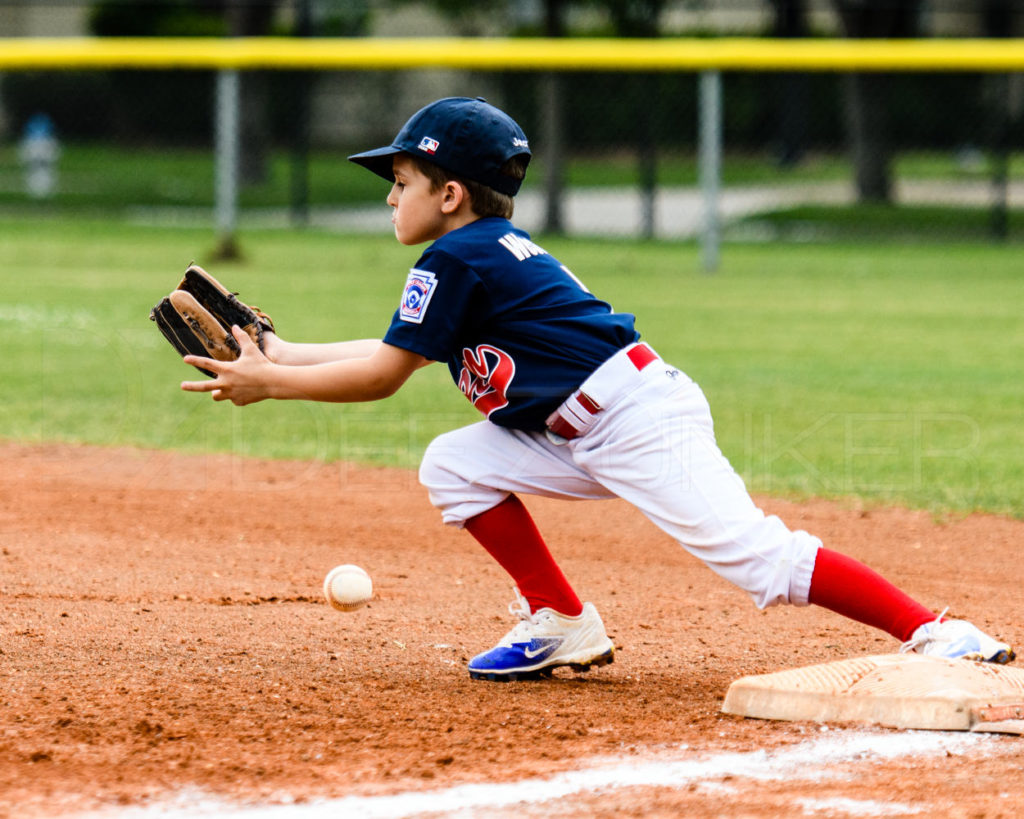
419;345;821;609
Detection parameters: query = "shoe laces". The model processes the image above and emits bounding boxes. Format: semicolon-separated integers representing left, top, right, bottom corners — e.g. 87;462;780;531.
899;607;949;654
502;588;540;642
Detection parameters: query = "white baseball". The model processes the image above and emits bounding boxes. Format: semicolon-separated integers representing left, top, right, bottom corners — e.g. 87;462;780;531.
323;564;373;612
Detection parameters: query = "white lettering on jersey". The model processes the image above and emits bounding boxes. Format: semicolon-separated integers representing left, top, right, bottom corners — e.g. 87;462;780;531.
498;232;548;262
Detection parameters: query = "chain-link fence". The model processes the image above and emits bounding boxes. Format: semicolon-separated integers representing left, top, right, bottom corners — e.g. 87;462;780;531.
2;58;1022;245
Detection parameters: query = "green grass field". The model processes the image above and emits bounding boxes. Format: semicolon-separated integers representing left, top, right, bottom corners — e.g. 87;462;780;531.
1;217;1020;517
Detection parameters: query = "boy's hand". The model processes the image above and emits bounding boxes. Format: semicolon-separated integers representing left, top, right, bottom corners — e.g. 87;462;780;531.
181;326;273;406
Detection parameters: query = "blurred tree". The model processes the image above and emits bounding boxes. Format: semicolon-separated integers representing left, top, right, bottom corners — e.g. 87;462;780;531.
224;1;280;185
539;0;569;234
89;0;225;140
766;0;809;167
981;0;1016;239
391;0;506;35
602;0;665;33
602;1;666;239
90;0;283;183
832;0;923;203
395;0;668;235
393;0;567;232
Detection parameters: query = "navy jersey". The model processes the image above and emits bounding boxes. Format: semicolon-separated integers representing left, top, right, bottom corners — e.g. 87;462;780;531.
383;217;639;431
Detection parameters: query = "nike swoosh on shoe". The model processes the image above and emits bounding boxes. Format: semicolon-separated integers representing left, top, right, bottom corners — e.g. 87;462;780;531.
520;638;562;661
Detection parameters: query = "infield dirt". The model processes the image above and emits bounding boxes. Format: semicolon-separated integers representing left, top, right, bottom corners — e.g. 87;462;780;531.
1;441;1022;817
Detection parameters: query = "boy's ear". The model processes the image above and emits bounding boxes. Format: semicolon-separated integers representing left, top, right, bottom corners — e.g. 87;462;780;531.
440;180;468;214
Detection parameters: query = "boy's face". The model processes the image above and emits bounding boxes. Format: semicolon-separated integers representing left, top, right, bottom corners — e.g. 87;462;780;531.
386;155;448;246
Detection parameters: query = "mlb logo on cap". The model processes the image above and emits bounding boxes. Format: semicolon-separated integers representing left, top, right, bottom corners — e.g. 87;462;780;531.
418;136;440;155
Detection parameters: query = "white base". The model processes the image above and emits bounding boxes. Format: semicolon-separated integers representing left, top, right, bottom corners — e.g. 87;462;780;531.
722;654;1024;734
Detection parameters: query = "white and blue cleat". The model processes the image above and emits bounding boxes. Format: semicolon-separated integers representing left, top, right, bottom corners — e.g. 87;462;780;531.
468;590;615;682
901;612;1015;664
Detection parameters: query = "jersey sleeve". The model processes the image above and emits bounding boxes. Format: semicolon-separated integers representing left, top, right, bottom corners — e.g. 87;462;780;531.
382;247;483;362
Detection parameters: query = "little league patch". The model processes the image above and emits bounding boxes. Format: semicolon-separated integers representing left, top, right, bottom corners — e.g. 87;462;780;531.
400;269;438;324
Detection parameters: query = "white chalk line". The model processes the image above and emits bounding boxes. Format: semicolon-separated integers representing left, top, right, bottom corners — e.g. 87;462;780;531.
0;302;98;329
0;303;163;350
797;795;924;817
67;728;1009;819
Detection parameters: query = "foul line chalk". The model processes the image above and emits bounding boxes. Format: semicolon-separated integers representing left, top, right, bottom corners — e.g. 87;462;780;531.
70;730;1003;819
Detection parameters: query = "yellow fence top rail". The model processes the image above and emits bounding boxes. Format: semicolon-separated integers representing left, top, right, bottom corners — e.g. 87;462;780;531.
2;37;1024;72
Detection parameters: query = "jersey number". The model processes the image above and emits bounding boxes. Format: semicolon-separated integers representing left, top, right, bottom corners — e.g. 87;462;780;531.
458;344;516;417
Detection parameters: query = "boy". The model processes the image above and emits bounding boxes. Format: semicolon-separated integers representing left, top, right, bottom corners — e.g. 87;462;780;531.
182;97;1014;681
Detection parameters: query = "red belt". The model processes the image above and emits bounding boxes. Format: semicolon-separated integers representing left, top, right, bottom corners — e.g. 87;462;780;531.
546;343;658;441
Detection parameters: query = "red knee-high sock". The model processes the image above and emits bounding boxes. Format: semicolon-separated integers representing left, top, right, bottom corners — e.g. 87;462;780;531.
464;495;583;616
808;548;936;642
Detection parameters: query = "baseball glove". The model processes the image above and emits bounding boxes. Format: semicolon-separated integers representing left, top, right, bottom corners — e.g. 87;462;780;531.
150;264;275;377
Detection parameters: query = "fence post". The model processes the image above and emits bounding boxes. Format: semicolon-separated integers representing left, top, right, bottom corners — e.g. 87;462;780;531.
215;69;241;258
699;70;722;273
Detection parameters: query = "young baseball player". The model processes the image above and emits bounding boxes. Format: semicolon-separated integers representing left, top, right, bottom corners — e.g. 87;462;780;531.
182;97;1014;680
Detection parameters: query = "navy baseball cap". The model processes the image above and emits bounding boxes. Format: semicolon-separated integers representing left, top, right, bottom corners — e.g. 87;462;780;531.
349;97;531;196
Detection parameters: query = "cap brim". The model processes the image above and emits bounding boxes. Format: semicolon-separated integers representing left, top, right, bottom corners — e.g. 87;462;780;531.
348;146;400;183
